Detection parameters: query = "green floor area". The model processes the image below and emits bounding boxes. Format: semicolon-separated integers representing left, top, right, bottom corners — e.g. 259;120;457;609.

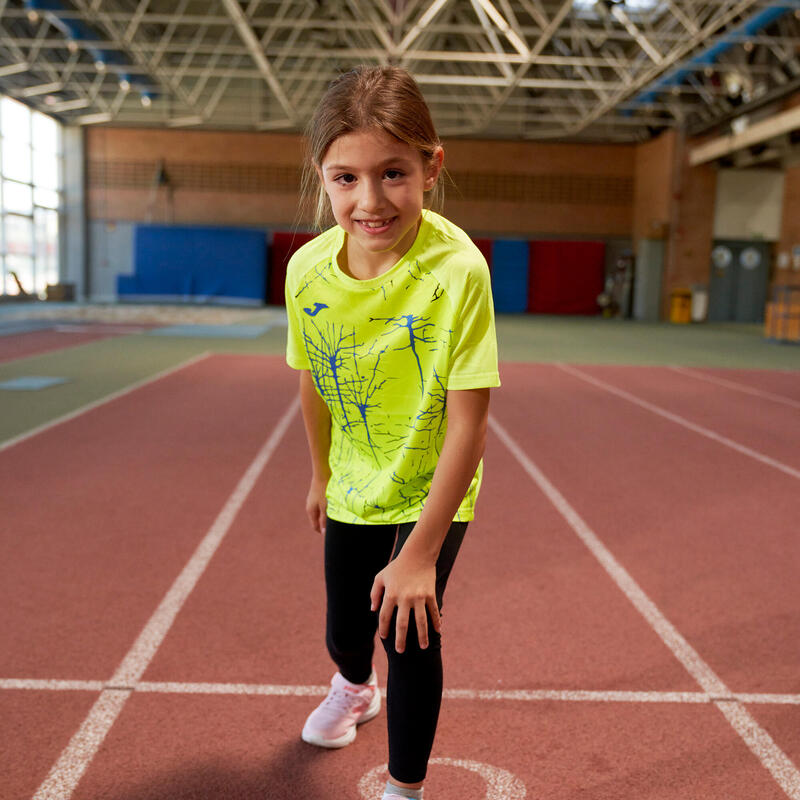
1;307;797;447
495;314;800;368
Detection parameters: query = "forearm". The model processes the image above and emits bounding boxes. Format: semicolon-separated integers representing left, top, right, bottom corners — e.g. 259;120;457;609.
299;370;332;480
403;388;489;562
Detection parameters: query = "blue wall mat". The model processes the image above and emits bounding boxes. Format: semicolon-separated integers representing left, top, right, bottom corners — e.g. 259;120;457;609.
120;225;267;304
491;239;529;313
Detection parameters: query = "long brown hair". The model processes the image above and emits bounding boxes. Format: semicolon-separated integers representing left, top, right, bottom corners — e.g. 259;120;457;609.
300;66;444;230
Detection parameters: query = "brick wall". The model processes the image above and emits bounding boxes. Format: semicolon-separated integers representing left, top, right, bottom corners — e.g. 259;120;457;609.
776;163;800;285
632;130;675;244
662;133;717;316
86;127;635;237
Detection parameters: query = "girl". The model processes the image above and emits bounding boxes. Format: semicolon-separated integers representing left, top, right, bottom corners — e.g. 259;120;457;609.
285;65;500;800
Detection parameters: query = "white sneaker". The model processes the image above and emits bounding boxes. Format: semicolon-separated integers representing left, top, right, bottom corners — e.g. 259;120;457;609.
301;670;380;748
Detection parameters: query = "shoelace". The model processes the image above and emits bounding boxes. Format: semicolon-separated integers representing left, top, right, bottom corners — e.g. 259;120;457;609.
322;686;369;713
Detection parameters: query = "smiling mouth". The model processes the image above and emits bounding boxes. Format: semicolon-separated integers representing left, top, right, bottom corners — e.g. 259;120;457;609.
355;217;396;231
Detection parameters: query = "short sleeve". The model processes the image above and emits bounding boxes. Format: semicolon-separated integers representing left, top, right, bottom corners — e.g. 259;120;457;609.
447;261;501;390
285;261;311;370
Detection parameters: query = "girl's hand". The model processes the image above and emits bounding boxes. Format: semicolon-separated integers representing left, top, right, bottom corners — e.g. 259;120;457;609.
370;551;440;653
305;476;328;534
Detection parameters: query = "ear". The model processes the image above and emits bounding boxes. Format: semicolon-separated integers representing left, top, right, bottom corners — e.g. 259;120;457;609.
423;146;444;191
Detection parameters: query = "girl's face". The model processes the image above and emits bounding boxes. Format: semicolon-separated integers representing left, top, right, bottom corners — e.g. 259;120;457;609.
318;128;443;277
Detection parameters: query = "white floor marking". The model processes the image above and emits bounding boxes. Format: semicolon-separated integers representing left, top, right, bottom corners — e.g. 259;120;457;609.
668;366;800;410
4;678;800;705
33;690;131;800
1;679;105;692
0;352;211;453
556;363;800;481
489;414;800;799
359;759;526;799
31;395;300;800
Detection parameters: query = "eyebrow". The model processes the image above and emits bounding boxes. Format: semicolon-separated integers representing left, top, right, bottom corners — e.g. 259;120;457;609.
323;157;416;173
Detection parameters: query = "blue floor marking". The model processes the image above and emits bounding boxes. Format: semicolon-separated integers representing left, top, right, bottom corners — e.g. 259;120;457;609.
0;320;56;337
147;324;273;338
0;376;70;391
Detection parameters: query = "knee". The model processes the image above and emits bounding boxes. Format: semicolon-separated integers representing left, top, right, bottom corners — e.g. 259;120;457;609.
380;609;442;658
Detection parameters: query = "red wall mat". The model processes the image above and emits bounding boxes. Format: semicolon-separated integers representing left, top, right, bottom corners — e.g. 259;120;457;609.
472;237;493;273
269;231;316;305
528;240;605;315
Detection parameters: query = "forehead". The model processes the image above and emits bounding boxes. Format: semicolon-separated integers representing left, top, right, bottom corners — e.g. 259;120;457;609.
321;128;421;169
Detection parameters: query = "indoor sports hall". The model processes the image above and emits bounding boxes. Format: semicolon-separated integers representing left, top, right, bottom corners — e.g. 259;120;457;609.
1;2;799;799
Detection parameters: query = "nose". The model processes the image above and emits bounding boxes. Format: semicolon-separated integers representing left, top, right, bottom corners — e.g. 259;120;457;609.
358;176;387;214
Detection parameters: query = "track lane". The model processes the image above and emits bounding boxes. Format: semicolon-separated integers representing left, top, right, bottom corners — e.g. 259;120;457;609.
0;354;296;680
139;384;696;693
491;363;800;696
678;367;800;403
0;324;152;364
0;690;99;799
564;365;800;471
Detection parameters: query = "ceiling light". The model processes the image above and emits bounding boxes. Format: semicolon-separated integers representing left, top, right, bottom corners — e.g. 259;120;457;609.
67;40;78;53
743;40;754;53
724;72;742;96
119;78;130;91
95;60;106;72
27;10;39;22
141;92;152;108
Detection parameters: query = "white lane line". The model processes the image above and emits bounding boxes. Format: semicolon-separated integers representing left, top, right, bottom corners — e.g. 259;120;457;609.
490;414;800;799
0;679;105;691
443;688;710;703
668;366;800;410
360;759;527;800
7;678;800;705
33;690;131;800
0;352;211;453
717;701;800;795
556;363;800;481
32;395;300;800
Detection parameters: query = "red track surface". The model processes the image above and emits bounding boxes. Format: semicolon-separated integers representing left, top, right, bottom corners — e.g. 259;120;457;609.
2;356;799;799
0;324;153;364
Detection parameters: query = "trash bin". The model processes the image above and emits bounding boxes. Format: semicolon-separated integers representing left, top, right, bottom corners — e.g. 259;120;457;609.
690;284;708;322
669;288;692;324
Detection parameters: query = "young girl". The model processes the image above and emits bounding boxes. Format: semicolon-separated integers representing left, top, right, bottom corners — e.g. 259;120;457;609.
284;65;500;800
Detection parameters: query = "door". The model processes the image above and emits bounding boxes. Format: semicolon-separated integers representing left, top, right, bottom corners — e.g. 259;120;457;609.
708;240;770;323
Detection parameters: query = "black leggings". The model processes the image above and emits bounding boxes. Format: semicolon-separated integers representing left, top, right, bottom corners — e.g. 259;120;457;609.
324;516;467;784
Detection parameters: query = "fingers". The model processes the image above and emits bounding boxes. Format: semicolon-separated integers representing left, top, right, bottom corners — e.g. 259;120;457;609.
414;600;429;650
393;602;410;654
306;503;319;533
427;595;442;636
306;500;326;534
370;575;384;614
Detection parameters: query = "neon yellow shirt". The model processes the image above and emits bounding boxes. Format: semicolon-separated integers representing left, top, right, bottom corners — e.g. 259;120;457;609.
285;210;500;524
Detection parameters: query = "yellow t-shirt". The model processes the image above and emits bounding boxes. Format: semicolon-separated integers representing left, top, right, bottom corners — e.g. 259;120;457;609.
285;209;500;524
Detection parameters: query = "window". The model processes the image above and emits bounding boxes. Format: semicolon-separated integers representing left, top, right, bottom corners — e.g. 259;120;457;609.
1;96;61;297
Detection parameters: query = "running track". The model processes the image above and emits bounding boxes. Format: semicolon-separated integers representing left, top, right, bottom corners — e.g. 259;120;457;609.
0;323;153;364
1;354;799;799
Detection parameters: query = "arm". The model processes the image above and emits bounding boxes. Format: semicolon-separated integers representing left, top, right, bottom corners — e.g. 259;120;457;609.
370;387;490;652
299;369;332;534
